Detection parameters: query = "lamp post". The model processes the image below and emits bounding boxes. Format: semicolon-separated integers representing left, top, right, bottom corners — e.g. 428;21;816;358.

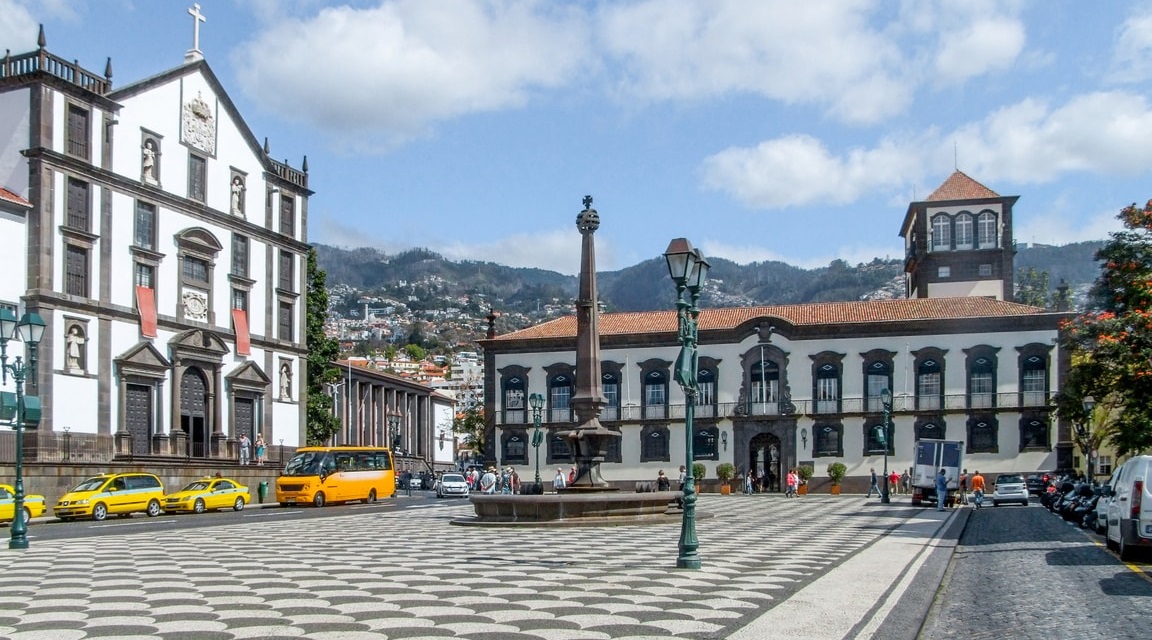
879;388;893;504
529;392;544;492
63;426;71;462
388;412;402;455
1080;395;1096;483
1;312;46;550
665;238;709;570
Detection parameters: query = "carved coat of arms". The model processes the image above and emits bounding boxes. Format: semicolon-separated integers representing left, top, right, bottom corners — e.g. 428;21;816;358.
182;92;216;155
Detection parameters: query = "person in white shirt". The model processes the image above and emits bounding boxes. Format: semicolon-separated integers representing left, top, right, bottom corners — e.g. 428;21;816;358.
553;467;567;492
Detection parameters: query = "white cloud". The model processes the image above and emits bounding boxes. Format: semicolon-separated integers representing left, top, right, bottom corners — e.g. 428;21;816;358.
439;229;598;275
1110;10;1152;83
701;239;899;270
0;0;41;51
931;15;1025;83
234;0;590;150
699;134;922;209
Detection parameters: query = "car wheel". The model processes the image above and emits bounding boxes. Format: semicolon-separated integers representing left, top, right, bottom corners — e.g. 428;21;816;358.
193;498;206;514
146;499;162;518
313;492;326;508
233;497;245;511
92;503;108;521
19;507;31;526
1021;500;1029;507
367;489;377;503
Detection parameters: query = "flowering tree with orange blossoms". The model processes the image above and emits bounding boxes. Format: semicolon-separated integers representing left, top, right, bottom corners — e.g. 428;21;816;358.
1055;200;1152;456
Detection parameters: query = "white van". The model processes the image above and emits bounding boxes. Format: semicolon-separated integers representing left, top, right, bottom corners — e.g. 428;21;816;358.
1104;455;1152;561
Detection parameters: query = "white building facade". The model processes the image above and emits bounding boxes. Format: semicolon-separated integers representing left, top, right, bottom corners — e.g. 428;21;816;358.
481;174;1074;489
0;28;309;460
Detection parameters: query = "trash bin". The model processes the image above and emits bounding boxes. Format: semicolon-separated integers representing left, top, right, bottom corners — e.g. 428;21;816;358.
258;481;269;504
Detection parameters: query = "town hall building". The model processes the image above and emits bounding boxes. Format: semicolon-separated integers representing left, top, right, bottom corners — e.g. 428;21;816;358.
481;172;1074;489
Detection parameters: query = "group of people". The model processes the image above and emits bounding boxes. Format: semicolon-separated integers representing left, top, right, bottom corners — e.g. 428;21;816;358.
956;468;986;509
867;468;913;497
236;434;267;466
466;466;521;494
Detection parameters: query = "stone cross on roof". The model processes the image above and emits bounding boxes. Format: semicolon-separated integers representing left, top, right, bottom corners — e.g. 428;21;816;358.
186;3;206;62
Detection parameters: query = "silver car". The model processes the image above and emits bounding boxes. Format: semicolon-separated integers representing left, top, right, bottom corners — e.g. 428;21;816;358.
992;473;1029;507
436;473;470;499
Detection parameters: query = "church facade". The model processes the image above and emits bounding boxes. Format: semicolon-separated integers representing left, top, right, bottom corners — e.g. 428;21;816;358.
0;26;310;460
481;173;1074;489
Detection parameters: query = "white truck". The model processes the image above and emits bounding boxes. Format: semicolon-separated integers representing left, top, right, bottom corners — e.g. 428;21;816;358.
910;439;963;507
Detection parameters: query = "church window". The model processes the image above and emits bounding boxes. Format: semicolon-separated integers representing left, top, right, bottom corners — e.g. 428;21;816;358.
954;213;974;249
66;104;90;160
931;214;951;251
231;235;249;278
277;301;293;341
977;211;997;248
188;154;207;202
278;250;294;291
183;256;209;285
280;194;296;238
134;263;154;290
231;288;248;312
134;201;156;249
65;244;89;297
66;178;90;231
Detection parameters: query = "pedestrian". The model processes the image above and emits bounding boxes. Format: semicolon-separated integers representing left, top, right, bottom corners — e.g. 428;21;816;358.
959;469;969;505
676;464;686;508
867;468;878;497
552;467;566;492
657;469;671;491
402;469;413;496
255;434;266;466
238;434;251;466
786;468;798;497
970;470;986;509
480;467;497;494
744;470;754;495
901;469;910;494
935;468;949;511
510;467;521;494
889;469;900;495
500;467;512;494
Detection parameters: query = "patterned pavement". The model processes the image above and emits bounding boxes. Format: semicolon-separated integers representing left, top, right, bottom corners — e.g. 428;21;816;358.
0;495;937;639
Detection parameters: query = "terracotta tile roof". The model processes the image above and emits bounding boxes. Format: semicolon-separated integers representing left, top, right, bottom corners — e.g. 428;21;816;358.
492;297;1052;341
0;187;32;208
926;171;999;202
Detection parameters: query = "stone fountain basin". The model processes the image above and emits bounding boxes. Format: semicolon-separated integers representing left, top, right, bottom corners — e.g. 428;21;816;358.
454;491;687;526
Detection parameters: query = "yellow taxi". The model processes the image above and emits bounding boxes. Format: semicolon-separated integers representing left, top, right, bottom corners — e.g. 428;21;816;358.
0;483;46;525
163;477;250;514
54;472;164;521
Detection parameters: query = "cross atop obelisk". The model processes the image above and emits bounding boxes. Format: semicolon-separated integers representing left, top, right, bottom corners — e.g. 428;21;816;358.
185;3;207;62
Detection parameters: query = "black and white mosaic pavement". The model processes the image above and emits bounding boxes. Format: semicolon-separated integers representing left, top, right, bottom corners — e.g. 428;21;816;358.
0;496;924;639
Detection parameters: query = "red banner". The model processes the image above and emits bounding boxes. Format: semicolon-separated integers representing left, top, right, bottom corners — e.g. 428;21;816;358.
135;286;157;338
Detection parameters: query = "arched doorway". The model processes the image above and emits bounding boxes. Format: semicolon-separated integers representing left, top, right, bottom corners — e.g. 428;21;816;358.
749;433;782;493
181;367;208;457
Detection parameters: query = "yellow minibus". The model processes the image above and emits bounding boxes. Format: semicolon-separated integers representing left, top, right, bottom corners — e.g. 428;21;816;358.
276;446;395;507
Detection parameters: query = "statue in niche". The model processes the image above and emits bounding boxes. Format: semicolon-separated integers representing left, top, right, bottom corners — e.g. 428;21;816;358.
142;139;158;185
65;325;86;372
230;176;245;216
279;362;292;401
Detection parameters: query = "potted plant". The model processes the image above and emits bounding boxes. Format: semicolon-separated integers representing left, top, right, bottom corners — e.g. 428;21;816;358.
692;462;707;492
827;462;848;495
796;464;814;495
716;463;736;495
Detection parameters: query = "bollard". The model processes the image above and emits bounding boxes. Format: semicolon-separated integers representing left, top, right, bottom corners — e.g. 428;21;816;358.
258;481;268;504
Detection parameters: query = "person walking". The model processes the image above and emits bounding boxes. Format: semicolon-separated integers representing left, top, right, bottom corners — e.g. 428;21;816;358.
480;467;497;494
935;468;949;511
657;470;671;491
676;464;687;508
959;469;969;505
970;470;986;509
786;468;798;498
238;434;251;466
867;468;879;497
889;469;900;495
552;467;566;492
254;434;266;466
901;469;910;495
744;470;754;495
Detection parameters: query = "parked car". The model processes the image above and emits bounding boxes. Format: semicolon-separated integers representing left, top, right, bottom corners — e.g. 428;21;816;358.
54;472;164;521
0;483;46;525
437;473;470;499
163;477;250;514
1095;468;1121;534
1025;473;1049;496
992;473;1029;507
1104;455;1152;561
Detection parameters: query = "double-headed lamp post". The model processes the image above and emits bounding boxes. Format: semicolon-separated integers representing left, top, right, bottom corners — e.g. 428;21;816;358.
665;238;709;570
0;310;47;550
878;388;893;505
529;392;545;492
388;412;401;456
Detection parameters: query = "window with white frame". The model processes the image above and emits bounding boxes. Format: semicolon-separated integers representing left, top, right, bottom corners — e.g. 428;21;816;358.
954;212;974;249
931;214;951;251
977;211;997;248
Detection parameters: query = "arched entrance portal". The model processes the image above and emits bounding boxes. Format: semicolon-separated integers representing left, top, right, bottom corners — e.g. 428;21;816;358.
749;433;782;493
181;367;209;457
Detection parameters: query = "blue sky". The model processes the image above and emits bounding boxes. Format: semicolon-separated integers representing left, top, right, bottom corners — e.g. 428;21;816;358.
2;1;1148;275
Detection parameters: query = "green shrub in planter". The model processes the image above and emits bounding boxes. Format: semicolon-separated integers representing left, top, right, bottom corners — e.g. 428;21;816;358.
692;462;707;481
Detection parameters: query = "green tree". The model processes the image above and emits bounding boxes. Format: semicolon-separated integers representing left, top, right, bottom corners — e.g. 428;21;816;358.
305;247;341;445
1058;199;1152;455
1015;267;1051;308
453;405;486;457
404;343;426;362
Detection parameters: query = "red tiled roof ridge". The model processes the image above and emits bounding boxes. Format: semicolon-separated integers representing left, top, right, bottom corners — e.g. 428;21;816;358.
925;171;999;202
491;297;1052;341
0;187;32;208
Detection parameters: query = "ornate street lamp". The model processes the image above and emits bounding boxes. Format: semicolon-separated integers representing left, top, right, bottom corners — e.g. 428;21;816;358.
3;312;46;550
878;388;893;505
665;238;709;570
529;392;545;493
1081;395;1096;482
388;412;402;455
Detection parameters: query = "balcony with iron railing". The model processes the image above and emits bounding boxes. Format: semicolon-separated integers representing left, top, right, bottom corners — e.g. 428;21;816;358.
1;48;111;95
493;391;1055;426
